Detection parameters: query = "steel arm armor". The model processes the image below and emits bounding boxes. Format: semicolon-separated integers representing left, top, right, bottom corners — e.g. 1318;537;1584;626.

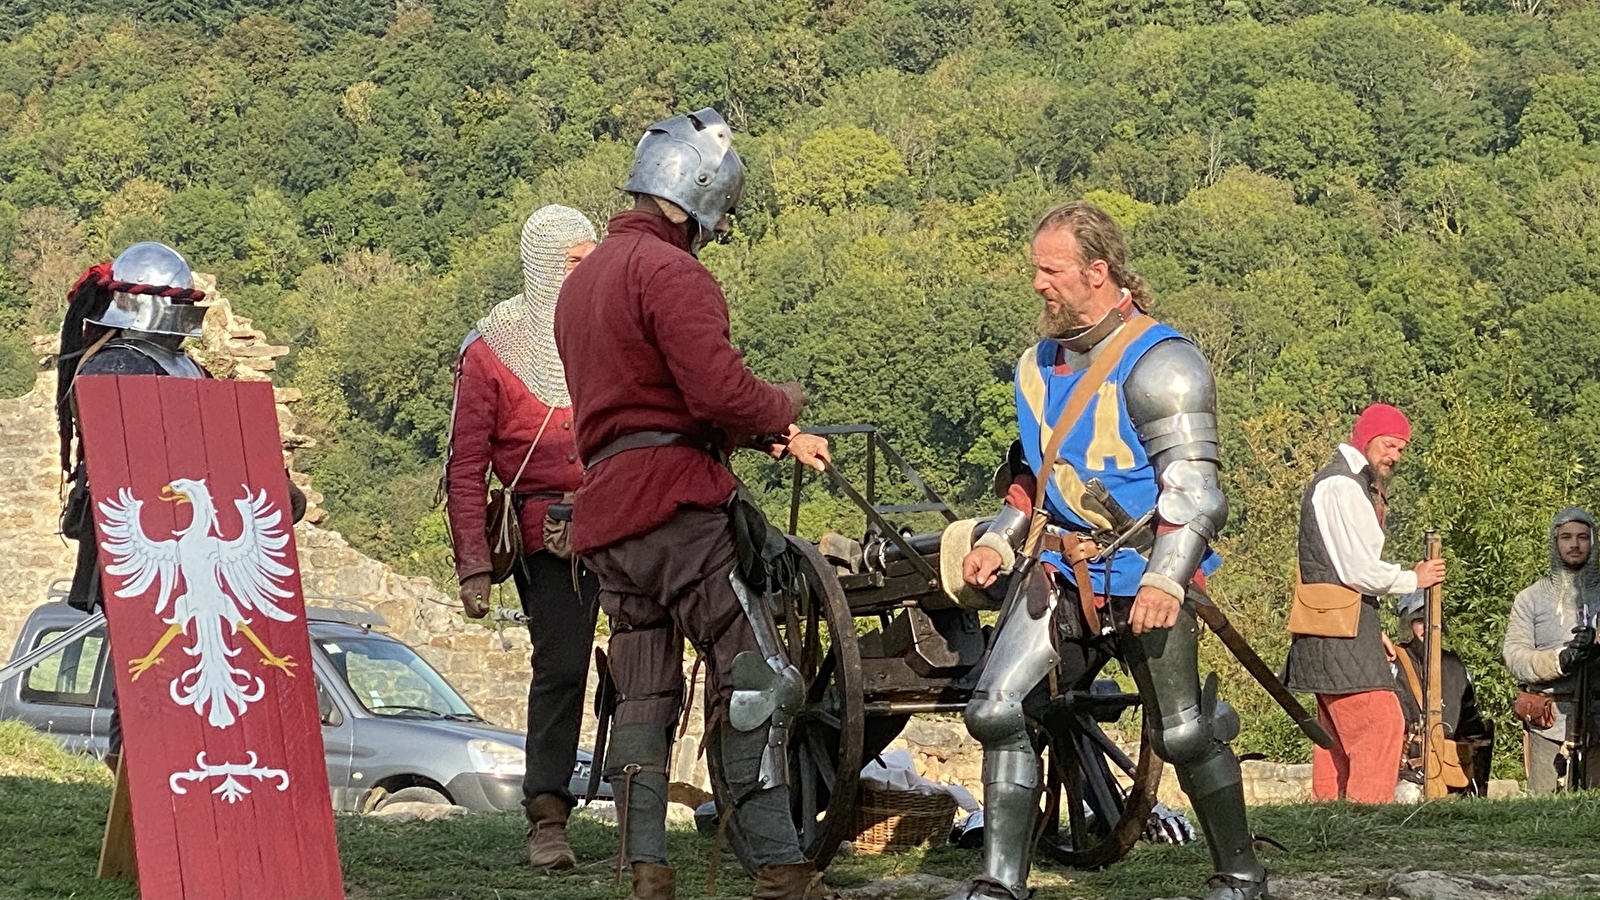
973;502;1030;574
1125;339;1228;600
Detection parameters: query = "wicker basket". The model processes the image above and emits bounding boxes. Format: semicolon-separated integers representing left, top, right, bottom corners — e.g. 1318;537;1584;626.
850;785;957;854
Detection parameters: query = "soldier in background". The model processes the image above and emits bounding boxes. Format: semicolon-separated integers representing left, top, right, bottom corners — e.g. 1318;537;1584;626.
1391;592;1493;797
1503;507;1600;793
56;242;306;771
445;205;600;868
1282;404;1444;804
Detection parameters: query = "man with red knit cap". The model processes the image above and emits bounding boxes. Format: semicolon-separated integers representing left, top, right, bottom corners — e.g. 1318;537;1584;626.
1283;403;1446;803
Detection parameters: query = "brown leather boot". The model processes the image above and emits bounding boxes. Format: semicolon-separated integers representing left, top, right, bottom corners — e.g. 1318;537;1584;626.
524;794;575;869
752;861;830;900
629;861;676;900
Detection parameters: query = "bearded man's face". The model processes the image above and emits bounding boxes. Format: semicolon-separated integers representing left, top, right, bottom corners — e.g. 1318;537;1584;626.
1031;227;1097;338
1558;521;1593;570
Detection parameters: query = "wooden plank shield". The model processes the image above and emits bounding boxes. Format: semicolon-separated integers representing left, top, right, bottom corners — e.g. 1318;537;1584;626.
75;375;344;900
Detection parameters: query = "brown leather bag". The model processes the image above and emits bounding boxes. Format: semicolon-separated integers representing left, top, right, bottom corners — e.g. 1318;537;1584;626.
486;486;523;584
1396;650;1469;790
541;492;575;561
1287;571;1362;638
485;408;556;584
1514;690;1557;730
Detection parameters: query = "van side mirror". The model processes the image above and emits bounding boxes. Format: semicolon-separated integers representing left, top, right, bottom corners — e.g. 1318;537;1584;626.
317;683;342;727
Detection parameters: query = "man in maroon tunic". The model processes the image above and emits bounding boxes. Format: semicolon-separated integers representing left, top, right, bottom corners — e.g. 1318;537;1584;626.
446;205;599;869
555;108;830;900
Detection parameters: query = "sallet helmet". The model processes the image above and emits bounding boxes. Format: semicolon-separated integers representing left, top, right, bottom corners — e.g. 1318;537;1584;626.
623;108;746;235
86;242;205;338
1396;591;1426;631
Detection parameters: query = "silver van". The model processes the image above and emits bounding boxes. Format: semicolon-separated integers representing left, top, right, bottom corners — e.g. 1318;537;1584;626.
0;595;607;812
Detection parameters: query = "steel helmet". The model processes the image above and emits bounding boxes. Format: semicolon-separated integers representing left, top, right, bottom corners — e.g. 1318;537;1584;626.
624;108;746;235
85;242;205;338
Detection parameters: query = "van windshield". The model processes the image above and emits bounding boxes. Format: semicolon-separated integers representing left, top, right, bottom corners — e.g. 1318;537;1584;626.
314;634;478;719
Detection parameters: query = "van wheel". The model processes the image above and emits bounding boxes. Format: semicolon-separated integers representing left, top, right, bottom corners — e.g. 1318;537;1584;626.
376;786;450;809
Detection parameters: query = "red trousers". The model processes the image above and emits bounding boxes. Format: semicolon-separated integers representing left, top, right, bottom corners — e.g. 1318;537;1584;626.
1312;690;1404;803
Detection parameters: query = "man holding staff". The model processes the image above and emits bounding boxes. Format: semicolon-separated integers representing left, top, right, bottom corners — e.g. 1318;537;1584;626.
1283;404;1445;803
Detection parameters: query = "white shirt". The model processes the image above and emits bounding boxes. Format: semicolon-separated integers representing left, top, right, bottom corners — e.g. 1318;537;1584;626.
1310;444;1418;597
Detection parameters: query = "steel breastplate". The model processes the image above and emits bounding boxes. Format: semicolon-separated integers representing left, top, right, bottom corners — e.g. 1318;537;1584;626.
111;336;203;378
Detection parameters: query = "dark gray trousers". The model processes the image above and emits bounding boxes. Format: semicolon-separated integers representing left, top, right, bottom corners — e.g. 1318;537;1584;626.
585;507;804;870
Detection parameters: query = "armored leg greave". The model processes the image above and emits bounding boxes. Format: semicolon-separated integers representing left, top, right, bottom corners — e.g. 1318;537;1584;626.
709;717;807;871
977;751;1041;898
962;579;1061;899
606;723;672;866
1181;749;1266;897
1115;599;1266;894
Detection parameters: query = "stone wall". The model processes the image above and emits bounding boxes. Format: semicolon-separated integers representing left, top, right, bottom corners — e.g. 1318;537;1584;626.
0;368;81;662
887;719;1316;807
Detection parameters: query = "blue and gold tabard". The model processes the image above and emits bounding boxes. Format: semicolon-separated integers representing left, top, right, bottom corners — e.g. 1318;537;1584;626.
1014;319;1222;597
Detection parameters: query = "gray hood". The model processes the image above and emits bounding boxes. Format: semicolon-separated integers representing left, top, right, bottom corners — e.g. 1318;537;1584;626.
1547;506;1600;597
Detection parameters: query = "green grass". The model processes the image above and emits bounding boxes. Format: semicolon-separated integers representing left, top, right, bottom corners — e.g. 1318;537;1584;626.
7;720;1600;899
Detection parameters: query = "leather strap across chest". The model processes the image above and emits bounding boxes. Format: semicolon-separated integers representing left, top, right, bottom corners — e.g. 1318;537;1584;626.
1023;314;1157;556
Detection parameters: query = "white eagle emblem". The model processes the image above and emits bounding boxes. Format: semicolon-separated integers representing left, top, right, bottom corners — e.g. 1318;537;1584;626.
97;478;298;729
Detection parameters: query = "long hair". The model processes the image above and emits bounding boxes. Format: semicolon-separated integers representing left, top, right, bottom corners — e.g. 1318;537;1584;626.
1033;201;1153;312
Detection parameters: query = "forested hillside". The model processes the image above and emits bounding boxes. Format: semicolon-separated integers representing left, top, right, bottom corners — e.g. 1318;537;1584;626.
1;0;1597;769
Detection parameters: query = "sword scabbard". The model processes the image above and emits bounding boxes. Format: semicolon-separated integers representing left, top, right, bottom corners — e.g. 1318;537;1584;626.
1188;590;1335;750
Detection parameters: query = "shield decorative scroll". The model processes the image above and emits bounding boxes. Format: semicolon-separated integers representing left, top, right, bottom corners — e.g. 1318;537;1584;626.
75;375;344;900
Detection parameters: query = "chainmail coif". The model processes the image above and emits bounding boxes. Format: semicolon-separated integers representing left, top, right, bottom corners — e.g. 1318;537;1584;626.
478;205;597;407
1544;506;1600;614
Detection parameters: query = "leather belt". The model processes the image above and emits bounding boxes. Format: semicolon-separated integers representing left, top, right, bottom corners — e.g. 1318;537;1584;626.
1042;532;1104;635
585;431;716;468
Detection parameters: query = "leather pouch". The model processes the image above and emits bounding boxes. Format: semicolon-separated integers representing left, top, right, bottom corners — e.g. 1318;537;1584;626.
486;488;523;584
1287;578;1362;638
1514;690;1557;730
541;494;575;561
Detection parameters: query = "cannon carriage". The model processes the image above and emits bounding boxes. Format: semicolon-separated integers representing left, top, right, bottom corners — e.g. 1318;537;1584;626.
759;425;1166;871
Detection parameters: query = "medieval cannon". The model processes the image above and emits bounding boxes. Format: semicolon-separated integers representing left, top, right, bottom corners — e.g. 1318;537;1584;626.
758;425;1165;871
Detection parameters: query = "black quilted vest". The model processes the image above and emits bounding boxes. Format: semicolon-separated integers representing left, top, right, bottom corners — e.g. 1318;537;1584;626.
1283;451;1397;695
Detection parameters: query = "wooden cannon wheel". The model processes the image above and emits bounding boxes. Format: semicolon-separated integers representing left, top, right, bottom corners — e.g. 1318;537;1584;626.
1034;662;1162;870
780;536;864;870
773;535;1159;872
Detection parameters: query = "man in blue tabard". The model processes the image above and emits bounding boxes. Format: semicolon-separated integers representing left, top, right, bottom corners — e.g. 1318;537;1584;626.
946;202;1267;900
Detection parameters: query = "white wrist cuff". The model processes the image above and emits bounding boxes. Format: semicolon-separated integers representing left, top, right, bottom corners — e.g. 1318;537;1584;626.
974;532;1017;575
1140;572;1186;602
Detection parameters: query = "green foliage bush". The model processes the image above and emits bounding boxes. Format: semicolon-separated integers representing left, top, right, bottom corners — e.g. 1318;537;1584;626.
1;0;1598;777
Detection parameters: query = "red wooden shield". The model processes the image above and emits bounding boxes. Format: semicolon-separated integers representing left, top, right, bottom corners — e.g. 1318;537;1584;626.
75;375;344;900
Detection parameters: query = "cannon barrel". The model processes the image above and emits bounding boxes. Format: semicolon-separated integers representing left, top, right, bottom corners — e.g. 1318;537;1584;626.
863;518;993;573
